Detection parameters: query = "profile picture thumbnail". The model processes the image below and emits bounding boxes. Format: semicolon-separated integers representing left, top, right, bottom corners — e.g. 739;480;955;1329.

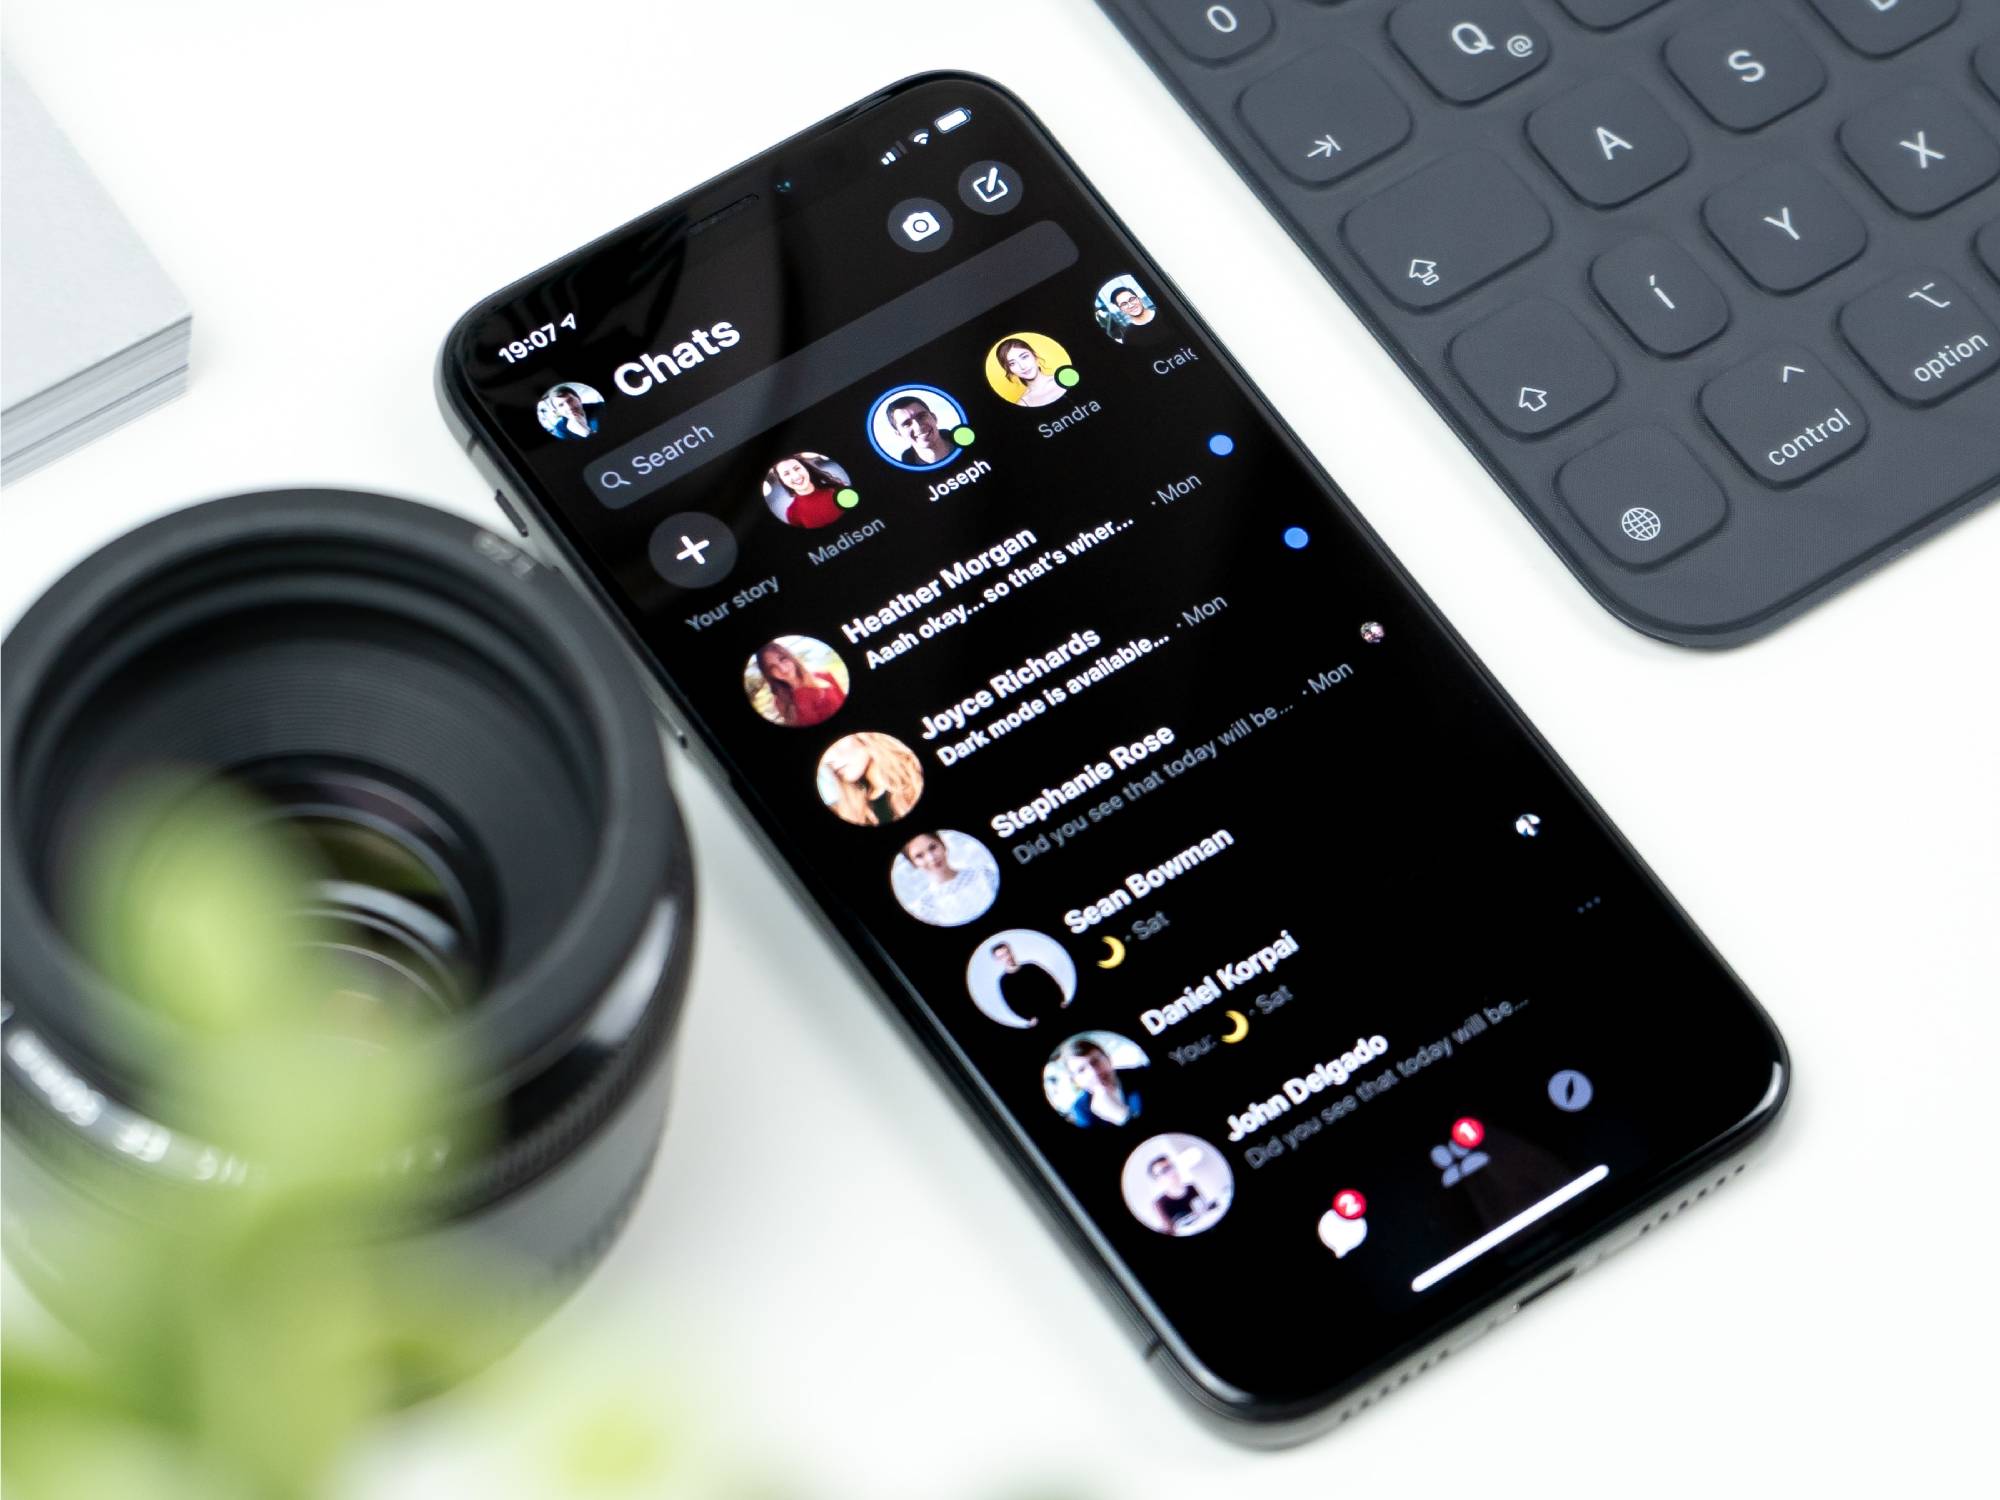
983;332;1077;408
743;635;849;729
1094;274;1163;345
890;829;1000;928
538;381;605;440
1044;1032;1149;1130
815;731;924;827
964;928;1077;1030
762;452;858;530
868;385;970;471
1121;1133;1233;1238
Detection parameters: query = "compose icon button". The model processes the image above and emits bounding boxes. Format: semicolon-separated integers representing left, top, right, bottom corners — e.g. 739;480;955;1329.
957;159;1023;216
648;512;738;589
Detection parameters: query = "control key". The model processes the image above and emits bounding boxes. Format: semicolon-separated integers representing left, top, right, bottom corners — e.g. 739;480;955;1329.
1700;347;1868;486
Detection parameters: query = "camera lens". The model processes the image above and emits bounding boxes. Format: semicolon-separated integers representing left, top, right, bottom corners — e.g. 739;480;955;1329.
774;177;795;193
2;490;694;1356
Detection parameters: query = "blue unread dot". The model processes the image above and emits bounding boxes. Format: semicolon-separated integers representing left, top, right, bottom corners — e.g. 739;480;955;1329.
1283;526;1310;550
1208;433;1235;457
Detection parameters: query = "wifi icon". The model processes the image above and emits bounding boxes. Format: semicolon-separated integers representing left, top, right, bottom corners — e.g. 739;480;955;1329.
909;128;932;147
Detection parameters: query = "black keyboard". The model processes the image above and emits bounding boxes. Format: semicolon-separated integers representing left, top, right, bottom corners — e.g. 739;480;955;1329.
1095;0;2000;645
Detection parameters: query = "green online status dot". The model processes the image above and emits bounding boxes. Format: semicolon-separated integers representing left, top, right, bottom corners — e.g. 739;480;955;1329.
836;488;860;508
1057;366;1081;388
952;425;976;446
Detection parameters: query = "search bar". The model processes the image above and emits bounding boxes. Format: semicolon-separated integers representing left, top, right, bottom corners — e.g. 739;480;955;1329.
584;218;1080;509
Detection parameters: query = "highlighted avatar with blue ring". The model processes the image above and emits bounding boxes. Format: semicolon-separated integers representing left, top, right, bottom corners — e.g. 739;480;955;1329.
867;384;974;471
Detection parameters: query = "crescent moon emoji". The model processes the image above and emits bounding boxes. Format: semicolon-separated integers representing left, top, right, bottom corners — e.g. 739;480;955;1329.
1097;935;1126;969
1222;1010;1250;1043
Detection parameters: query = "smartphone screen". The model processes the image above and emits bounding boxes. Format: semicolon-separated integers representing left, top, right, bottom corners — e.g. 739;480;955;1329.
440;75;1787;1426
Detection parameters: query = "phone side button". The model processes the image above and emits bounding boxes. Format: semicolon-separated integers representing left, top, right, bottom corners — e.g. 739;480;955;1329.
491;487;530;538
635;677;691;750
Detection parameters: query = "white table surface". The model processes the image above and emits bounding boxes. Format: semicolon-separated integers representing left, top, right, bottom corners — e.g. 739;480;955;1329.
5;3;1996;1494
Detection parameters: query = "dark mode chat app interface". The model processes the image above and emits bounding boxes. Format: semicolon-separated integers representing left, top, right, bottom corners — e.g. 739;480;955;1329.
450;78;1784;1406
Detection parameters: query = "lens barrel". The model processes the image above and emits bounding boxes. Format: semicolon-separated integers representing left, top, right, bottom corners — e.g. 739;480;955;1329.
2;490;694;1346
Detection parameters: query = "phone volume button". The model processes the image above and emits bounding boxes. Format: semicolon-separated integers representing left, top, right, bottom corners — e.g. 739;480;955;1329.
491;487;530;538
637;678;691;750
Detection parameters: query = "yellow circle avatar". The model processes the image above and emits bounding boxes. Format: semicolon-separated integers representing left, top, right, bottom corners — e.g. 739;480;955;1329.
984;332;1076;408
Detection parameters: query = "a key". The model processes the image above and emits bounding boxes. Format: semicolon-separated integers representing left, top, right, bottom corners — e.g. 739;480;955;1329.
1142;0;1274;63
1979;222;2000;286
1805;0;1959;59
1839;270;2000;405
1558;429;1729;568
1238;46;1412;186
1388;0;1550;105
1591;237;1731;356
1528;77;1690;207
1701;347;1869;485
1343;150;1553;310
1553;0;1667;27
1665;7;1827;132
1449;297;1618;436
1704;163;1867;293
1839;87;2000;218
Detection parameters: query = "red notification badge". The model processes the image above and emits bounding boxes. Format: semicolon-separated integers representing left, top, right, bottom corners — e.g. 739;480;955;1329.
1451;1117;1485;1150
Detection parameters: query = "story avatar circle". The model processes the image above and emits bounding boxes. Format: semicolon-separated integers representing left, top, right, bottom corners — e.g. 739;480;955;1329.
743;635;849;728
762;452;859;529
537;381;604;440
1094;275;1164;345
964;928;1077;1029
983;332;1078;408
1120;1133;1234;1237
889;829;1000;928
867;385;973;470
815;731;924;827
1043;1031;1149;1129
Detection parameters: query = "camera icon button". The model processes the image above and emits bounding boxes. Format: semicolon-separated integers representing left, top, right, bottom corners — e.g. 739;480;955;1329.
887;197;954;252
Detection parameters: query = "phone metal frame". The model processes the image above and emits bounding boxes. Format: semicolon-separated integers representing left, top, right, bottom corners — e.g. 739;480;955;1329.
436;71;1790;1444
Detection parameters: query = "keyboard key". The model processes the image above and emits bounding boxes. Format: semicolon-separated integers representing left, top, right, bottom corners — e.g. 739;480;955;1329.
1238;46;1412;186
1592;236;1731;355
1554;0;1667;28
1102;0;2000;643
1839;88;2000;218
1142;0;1273;63
1839;270;1999;404
1701;347;1869;485
1343;150;1552;310
1665;8;1827;132
1528;77;1690;207
1388;0;1550;105
1704;163;1867;293
1559;429;1729;568
1805;0;1958;58
1449;298;1617;435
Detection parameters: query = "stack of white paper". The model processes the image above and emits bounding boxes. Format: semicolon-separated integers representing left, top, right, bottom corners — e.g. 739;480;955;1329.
2;60;190;484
